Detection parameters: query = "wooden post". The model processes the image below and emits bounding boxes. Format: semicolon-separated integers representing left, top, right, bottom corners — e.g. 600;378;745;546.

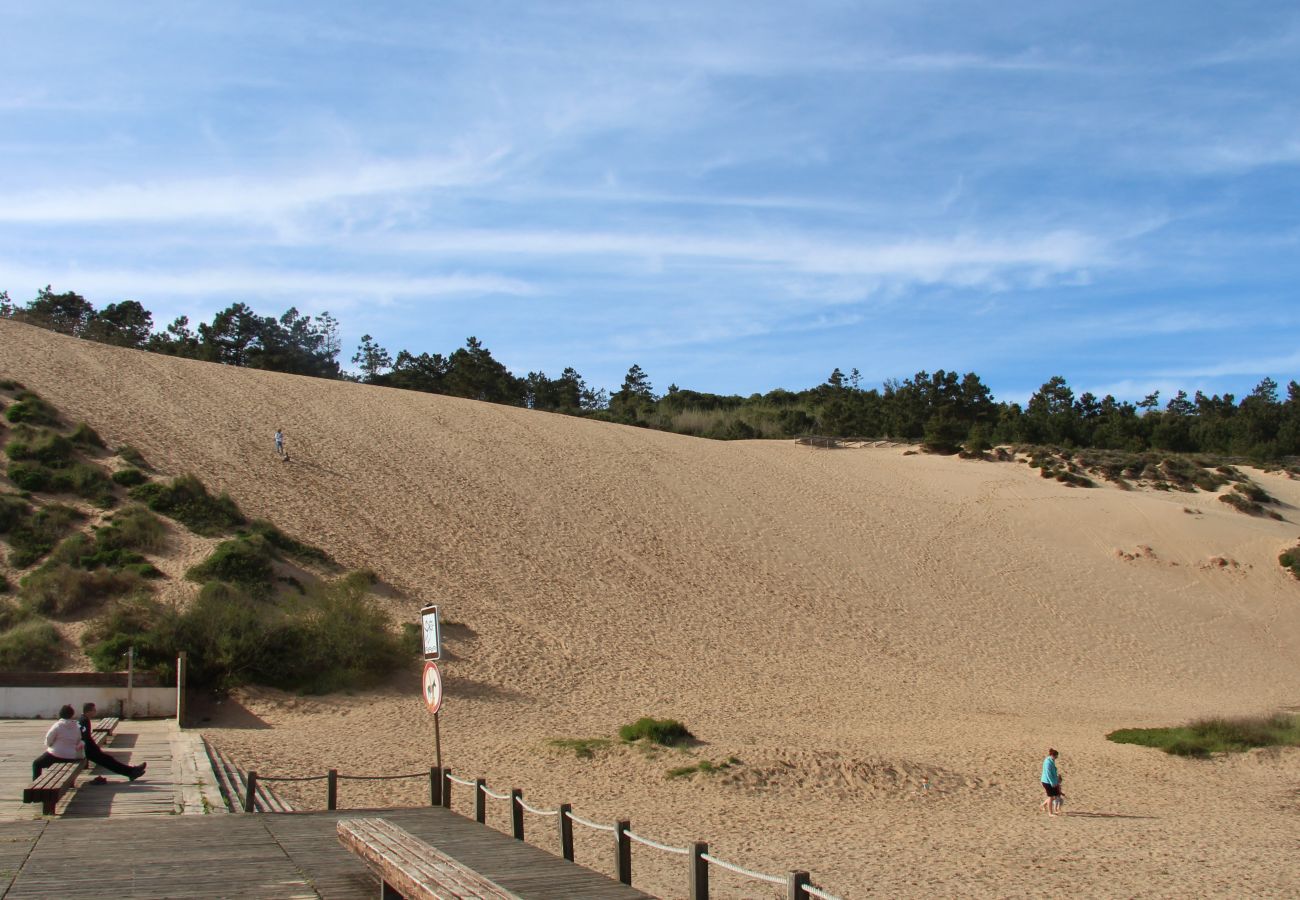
786;871;811;900
244;771;258;813
433;711;442;772
474;778;486;824
510;789;524;840
175;651;187;728
557;804;574;861
327;769;338;810
429;766;442;807
441;768;452;809
689;842;709;900
614;819;632;885
125;646;134;719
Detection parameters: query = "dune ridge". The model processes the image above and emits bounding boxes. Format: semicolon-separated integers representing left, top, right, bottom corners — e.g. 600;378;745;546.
3;318;1299;897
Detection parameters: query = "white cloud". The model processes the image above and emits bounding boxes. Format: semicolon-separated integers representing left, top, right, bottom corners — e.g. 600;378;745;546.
0;151;510;224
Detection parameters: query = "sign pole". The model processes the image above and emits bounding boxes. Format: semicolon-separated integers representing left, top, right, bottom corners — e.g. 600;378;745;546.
434;710;443;772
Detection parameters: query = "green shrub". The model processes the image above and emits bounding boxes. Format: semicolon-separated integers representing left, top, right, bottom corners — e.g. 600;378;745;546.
97;504;166;553
619;717;693;746
116;445;150;470
61;462;115;507
1108;714;1300;756
287;576;407;693
0;380;24;391
19;563;151;616
1233;482;1273;504
0;618;62;671
69;422;106;449
5;429;76;466
242;519;334;567
6;503;83;567
0;598;30;629
131;474;245;535
0;493;30;532
111;468;148;487
3;393;57;426
1280;546;1300;580
1219;492;1283;520
187;535;275;593
6;460;53;492
83;595;179;677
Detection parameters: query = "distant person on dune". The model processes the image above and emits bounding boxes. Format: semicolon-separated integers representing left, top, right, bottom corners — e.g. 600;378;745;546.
1039;748;1062;816
274;428;284;458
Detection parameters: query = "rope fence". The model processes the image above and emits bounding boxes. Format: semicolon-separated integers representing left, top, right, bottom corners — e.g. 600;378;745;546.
235;760;845;898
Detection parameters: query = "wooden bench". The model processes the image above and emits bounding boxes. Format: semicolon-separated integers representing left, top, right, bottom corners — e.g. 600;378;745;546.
23;761;83;815
337;817;521;900
92;716;119;745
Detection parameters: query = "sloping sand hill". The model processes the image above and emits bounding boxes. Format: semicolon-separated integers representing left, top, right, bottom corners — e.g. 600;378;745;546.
4;319;1299;897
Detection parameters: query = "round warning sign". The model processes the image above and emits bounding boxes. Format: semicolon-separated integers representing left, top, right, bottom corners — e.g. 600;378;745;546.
422;660;443;714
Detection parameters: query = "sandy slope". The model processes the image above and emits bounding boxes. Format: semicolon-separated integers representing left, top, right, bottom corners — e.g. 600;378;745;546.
3;319;1299;898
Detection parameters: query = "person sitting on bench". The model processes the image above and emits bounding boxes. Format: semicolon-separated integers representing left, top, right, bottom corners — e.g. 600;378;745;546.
79;702;144;781
32;705;83;780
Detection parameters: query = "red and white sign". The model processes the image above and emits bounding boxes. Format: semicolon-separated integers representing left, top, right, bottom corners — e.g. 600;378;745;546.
422;661;443;714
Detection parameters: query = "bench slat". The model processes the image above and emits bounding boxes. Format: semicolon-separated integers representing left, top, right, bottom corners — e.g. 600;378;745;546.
338;817;521;900
23;761;82;815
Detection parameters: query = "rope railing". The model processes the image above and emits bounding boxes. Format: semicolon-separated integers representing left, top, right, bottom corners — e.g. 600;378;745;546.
516;797;559;816
624;829;689;855
701;852;786;886
228;758;845;898
565;810;617;833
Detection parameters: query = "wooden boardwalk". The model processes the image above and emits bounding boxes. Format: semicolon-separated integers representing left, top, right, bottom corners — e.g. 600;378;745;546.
0;719;222;819
0;720;652;898
0;807;654;898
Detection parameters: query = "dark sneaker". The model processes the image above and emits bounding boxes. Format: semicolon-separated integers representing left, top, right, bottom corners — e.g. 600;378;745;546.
90;776;108;785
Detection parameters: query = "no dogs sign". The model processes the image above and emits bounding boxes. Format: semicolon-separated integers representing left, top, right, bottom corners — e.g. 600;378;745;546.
422;661;443;714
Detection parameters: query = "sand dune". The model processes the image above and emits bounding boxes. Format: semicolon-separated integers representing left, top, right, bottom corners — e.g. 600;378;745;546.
3;319;1299;897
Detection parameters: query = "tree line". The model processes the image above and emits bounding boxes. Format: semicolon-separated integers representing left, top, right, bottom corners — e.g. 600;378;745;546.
3;287;1297;459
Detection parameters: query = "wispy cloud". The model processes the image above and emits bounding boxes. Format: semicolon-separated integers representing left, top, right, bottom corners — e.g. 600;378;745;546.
0;151;510;224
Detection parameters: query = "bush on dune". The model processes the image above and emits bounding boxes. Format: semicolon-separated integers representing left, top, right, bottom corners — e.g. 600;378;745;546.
186;534;275;594
130;474;245;535
19;562;152;617
5;503;84;568
1107;714;1300;756
3;392;58;427
0;618;62;671
619;717;693;746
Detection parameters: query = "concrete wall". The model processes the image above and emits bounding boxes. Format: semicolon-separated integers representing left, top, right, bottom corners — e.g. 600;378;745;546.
0;686;176;719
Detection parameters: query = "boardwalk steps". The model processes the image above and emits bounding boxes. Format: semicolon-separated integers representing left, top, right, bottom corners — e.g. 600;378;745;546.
203;738;293;813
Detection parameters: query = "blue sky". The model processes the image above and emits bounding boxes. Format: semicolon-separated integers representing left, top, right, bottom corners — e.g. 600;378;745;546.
2;2;1297;403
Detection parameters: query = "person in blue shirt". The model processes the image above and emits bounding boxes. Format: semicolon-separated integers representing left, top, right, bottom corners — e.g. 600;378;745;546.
1039;748;1062;816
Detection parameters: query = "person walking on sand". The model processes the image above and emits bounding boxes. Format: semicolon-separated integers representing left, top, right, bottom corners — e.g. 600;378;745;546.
31;705;82;779
1039;748;1063;816
78;702;145;782
274;428;285;458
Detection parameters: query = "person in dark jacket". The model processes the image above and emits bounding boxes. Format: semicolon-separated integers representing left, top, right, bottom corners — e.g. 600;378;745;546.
79;702;145;781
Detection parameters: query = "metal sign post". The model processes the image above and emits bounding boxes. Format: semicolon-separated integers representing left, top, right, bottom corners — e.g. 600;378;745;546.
420;606;444;772
423;659;444;770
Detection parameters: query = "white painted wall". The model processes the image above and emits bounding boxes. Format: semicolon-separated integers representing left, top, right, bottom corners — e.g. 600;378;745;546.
0;686;177;719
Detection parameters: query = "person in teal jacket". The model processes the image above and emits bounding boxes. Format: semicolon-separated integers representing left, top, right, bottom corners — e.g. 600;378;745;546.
1039;748;1062;815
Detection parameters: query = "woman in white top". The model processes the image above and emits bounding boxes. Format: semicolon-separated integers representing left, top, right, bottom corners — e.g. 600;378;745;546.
32;704;83;780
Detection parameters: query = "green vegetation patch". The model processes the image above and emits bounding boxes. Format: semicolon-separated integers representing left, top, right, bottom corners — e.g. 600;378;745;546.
111;468;149;487
69;422;106;449
1280;544;1300;580
5;503;84;568
0;618;61;671
548;738;612;759
186;534;275;595
116;445;151;470
131;473;245;535
241;519;335;568
1219;491;1284;520
97;504;167;554
3;392;58;427
4;427;114;507
619;717;694;746
1107;714;1300;757
19;563;152;617
0;493;30;533
84;570;407;694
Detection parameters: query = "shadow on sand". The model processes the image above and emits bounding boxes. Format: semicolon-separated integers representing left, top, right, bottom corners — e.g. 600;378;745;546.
1067;811;1159;820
